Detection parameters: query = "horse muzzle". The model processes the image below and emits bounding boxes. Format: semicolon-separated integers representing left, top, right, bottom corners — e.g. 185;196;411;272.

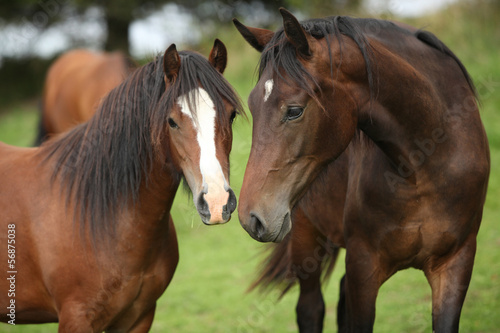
240;210;292;242
196;187;237;225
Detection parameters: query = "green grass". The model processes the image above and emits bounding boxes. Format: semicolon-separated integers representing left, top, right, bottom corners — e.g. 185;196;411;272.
1;1;499;332
0;103;39;147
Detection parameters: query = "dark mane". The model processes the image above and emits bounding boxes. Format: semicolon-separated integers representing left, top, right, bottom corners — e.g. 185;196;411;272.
259;16;477;101
259;16;376;99
40;51;242;243
415;29;478;98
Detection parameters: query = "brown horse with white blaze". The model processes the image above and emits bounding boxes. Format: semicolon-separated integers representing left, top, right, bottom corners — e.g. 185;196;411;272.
235;8;489;333
35;49;135;145
0;40;242;332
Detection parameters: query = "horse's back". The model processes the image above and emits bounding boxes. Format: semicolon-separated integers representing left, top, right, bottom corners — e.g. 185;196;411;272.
42;49;131;135
43;50;96;124
0;142;40;189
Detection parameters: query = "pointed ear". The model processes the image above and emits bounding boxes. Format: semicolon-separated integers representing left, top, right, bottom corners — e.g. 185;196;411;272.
233;18;274;52
163;44;181;84
209;39;227;74
279;8;311;58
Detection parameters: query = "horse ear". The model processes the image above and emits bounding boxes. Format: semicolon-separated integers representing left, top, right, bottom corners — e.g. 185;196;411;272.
209;39;227;74
279;8;311;58
163;44;181;83
233;18;274;52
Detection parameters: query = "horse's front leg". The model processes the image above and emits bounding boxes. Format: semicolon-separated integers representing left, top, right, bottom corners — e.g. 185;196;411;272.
57;301;100;333
291;208;340;333
424;235;477;333
296;265;325;333
127;304;156;333
344;241;387;333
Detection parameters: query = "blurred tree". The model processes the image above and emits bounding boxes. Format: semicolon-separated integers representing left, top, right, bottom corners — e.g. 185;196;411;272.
288;0;362;17
0;0;165;54
0;0;362;107
0;0;362;54
173;0;362;26
72;0;165;53
0;0;62;31
0;1;47;18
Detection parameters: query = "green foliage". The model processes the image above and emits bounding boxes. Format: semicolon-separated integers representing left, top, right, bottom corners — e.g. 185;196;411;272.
0;57;54;110
286;0;362;16
0;1;54;21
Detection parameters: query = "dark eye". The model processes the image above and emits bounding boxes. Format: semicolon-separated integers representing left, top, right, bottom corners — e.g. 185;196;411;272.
168;118;178;129
229;111;237;125
286;106;304;121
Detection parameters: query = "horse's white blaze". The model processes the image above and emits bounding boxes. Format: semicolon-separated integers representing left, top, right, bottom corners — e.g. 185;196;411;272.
177;87;229;223
264;79;274;102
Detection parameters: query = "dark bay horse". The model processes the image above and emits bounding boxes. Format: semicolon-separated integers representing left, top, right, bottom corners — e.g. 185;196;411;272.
0;40;242;332
235;8;489;332
35;49;135;144
251;153;347;332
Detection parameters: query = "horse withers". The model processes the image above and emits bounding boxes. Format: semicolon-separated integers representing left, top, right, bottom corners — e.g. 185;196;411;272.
235;9;489;332
0;40;242;332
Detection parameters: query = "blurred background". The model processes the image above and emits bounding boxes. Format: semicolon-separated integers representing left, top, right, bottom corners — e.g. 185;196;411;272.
0;0;490;109
1;0;499;332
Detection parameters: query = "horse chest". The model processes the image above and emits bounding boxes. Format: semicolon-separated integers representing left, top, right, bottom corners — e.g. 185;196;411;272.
84;254;175;331
345;156;468;268
346;182;464;270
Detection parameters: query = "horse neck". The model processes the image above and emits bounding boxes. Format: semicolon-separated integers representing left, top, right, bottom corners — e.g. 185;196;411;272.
355;38;479;172
103;159;180;265
133;159;181;229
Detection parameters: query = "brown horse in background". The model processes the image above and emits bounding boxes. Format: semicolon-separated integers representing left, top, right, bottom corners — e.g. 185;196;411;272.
35;49;135;144
0;40;242;332
235;8;489;333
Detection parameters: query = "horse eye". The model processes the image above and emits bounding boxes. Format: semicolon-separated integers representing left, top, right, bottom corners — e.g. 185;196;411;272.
286;106;304;121
168;118;178;129
229;111;237;125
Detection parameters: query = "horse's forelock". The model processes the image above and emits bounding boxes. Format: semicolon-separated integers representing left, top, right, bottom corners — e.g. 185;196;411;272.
258;16;376;101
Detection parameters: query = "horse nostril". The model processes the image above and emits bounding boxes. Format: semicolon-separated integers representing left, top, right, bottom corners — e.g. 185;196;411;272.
224;188;237;215
221;188;237;222
250;213;267;241
197;192;210;223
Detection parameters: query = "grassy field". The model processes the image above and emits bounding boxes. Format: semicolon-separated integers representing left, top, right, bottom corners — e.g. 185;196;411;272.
0;1;499;332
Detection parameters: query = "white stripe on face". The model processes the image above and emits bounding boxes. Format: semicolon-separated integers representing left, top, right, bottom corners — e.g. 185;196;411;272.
264;79;274;102
177;88;229;222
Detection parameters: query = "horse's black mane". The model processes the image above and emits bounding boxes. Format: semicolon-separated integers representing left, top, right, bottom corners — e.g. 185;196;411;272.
259;16;477;100
414;29;477;97
259;16;377;99
41;51;242;243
